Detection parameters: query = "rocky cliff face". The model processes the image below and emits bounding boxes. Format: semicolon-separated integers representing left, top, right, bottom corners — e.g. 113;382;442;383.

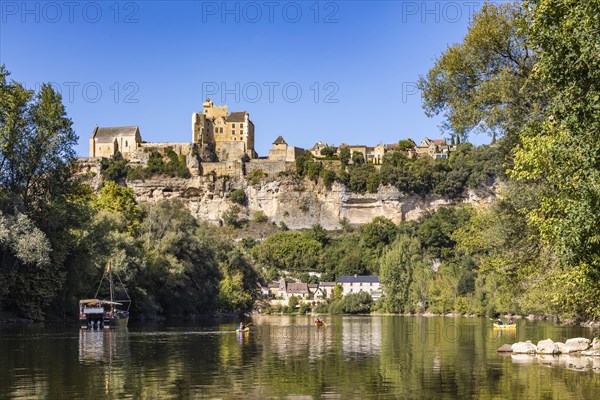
125;175;499;230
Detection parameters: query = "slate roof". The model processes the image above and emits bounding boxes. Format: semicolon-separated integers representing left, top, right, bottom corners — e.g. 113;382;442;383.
337;275;380;284
319;282;336;287
273;136;287;145
286;282;309;294
92;126;139;143
227;112;247;122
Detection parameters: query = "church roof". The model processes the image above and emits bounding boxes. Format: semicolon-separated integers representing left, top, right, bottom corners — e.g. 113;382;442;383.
92;126;139;143
227;112;247;122
273;136;287;145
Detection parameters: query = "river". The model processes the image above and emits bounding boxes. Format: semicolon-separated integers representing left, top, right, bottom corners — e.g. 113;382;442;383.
1;316;599;399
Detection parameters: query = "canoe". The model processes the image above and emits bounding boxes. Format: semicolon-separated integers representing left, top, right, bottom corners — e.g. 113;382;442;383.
314;321;325;327
236;328;250;333
493;323;516;329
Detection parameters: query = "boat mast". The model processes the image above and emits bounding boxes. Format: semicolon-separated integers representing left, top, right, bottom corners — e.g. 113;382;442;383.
108;260;114;303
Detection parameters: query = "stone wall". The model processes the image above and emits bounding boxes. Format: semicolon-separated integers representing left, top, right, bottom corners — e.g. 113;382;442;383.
246;160;291;176
138;143;192;156
200;161;244;178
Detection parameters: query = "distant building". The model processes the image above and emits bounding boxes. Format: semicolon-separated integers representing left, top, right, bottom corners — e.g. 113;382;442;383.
309;141;330;158
89;126;141;158
337;275;382;301
268;136;305;162
415;137;455;159
192;97;257;160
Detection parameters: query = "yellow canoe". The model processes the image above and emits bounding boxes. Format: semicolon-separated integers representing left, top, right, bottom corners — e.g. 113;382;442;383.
493;323;516;329
236;328;250;333
314;321;325;327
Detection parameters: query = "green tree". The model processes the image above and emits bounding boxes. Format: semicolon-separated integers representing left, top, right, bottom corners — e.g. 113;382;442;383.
351;151;365;165
379;234;425;313
361;217;398;250
508;0;600;320
339;146;351;166
418;2;540;149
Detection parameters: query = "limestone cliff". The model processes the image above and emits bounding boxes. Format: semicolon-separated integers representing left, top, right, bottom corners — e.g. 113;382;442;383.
124;174;498;230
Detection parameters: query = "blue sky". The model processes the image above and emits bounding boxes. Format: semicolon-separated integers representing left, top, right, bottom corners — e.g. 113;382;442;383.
1;1;493;156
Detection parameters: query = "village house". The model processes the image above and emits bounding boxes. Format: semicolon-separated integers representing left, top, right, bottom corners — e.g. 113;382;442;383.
337;275;382;301
268;136;305;162
89;126;142;158
415;137;455;159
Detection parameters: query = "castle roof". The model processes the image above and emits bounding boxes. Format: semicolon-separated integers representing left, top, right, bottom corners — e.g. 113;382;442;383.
92;126;139;143
227;112;247;122
273;136;287;145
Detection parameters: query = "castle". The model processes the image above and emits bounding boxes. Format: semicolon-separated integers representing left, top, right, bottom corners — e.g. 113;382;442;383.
87;100;454;175
89;98;257;162
192;97;257;160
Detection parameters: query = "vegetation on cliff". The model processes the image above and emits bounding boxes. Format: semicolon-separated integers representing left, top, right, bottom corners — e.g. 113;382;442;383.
295;143;502;199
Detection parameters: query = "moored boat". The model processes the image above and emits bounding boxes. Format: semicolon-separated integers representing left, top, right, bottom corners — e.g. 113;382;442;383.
80;261;130;329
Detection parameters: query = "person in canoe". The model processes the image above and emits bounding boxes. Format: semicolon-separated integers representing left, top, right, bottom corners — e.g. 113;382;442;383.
508;318;514;325
496;319;504;326
314;318;322;324
238;322;245;331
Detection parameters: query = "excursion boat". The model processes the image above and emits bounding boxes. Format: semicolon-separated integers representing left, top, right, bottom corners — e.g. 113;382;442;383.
493;322;516;329
79;261;131;329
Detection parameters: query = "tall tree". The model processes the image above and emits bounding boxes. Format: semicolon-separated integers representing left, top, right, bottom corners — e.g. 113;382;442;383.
509;0;600;319
418;2;540;149
0;65;80;319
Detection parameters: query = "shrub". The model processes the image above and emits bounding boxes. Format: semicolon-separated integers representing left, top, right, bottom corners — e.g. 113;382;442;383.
252;211;268;223
222;205;243;228
229;189;247;206
330;292;373;314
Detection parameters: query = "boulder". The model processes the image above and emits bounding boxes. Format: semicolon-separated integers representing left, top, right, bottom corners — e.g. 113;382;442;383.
581;350;600;357
560;337;591;353
512;340;537;354
537;338;561;354
592;337;600;350
497;344;513;353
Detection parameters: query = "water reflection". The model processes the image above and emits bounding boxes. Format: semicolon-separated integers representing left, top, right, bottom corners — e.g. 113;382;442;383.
1;317;600;399
342;317;381;358
78;329;129;365
507;353;600;372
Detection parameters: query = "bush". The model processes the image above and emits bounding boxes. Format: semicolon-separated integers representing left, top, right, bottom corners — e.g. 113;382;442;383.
252;211;268;223
247;169;267;185
330;292;373;314
313;302;329;314
229;189;247;206
222;205;243;228
101;152;129;182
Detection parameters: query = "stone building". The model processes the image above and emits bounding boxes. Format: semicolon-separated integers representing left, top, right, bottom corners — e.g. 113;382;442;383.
268;136;304;162
191;98;257;161
337;275;382;301
415;138;455;159
89;126;142;158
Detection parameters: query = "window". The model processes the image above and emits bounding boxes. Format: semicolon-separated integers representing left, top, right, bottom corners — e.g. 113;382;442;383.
125;140;128;147
232;130;235;135
240;123;244;129
232;123;236;128
220;127;223;133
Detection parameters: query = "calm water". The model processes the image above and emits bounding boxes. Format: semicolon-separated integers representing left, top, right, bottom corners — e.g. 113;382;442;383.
1;316;599;399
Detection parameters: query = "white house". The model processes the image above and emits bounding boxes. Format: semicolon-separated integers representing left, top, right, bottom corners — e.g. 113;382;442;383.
337;275;382;301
